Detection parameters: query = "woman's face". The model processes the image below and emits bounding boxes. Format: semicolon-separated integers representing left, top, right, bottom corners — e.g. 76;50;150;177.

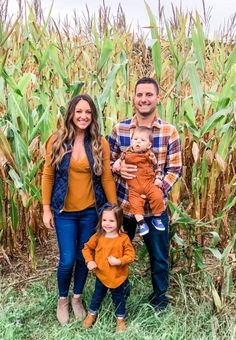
72;99;92;131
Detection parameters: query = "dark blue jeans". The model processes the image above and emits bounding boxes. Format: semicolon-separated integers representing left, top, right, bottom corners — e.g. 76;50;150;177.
54;208;98;297
89;277;126;318
123;210;169;310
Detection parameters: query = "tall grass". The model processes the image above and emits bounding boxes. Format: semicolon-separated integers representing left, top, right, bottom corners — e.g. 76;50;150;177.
1;261;235;340
0;0;235;304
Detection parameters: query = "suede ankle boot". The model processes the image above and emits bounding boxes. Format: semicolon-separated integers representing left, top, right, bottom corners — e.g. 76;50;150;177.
82;313;96;329
71;296;86;321
116;318;126;332
57;298;69;325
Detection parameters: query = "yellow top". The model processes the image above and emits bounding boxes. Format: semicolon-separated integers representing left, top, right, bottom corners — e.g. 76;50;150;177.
82;233;135;288
42;135;117;211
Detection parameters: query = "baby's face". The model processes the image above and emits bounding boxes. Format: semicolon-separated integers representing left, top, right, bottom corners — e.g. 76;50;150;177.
131;131;152;152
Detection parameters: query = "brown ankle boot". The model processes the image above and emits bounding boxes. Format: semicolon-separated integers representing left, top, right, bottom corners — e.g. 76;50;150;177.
116;318;126;332
71;296;86;321
57;298;69;325
82;313;96;329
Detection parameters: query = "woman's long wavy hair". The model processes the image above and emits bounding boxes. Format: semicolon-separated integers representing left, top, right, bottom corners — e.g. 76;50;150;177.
50;94;103;176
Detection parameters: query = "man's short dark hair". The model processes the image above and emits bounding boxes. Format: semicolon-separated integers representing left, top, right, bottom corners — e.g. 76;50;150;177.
135;77;159;94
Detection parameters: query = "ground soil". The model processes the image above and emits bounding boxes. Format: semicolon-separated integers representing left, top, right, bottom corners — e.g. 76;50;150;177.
0;232;58;290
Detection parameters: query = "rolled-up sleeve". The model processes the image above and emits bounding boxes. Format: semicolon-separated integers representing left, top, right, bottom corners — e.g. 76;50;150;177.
108;126;121;166
162;126;182;195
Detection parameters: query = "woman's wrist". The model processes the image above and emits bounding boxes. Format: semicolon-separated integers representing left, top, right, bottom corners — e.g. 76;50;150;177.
43;204;52;213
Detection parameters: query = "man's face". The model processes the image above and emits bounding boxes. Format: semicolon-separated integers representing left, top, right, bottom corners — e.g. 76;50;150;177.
133;83;160;117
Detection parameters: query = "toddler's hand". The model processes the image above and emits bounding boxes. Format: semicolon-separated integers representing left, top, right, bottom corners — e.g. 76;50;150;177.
155;178;163;188
108;256;121;266
87;261;97;271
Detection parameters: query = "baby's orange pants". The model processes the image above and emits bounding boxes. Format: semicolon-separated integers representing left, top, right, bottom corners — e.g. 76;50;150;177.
125;152;164;216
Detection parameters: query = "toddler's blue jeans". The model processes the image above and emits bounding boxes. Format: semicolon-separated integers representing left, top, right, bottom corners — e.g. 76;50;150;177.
89;277;127;318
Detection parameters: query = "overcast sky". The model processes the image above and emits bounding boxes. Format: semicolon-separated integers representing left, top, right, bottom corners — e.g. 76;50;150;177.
8;0;236;37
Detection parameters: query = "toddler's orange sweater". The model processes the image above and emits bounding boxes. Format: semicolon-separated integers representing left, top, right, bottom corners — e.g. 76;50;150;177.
82;233;135;288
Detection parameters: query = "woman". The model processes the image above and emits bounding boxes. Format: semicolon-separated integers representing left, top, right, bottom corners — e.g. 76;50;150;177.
42;94;117;325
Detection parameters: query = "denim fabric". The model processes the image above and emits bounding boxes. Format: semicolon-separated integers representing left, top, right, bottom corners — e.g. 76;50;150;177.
54;208;98;297
89;277;126;317
123;216;137;241
123;210;169;310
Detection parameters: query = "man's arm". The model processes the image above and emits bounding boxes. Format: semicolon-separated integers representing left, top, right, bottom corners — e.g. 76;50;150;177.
162;126;182;196
108;125;121;166
108;126;137;179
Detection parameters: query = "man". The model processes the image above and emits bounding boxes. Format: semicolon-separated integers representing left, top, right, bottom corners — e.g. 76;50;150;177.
108;77;182;311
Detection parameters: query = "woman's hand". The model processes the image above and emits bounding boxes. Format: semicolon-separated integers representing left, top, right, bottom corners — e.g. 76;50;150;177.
120;160;137;180
87;261;97;271
108;256;121;266
43;207;55;230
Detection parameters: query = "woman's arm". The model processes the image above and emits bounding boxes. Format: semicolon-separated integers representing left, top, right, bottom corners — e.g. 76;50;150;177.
101;138;117;204
42;136;56;229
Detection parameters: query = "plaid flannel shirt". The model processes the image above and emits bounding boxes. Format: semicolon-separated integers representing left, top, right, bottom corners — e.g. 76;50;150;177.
108;115;182;218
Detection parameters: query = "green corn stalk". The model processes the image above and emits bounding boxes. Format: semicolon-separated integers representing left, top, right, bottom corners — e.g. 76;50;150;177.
145;1;162;82
0;2;235;271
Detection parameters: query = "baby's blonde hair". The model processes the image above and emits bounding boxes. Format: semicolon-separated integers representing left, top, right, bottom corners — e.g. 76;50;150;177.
132;126;153;142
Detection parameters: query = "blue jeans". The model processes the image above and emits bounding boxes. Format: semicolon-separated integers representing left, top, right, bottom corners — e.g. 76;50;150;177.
123;210;169;310
89;277;126;318
54;208;98;297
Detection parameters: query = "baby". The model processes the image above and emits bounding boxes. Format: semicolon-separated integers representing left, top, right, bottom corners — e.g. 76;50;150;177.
113;126;165;236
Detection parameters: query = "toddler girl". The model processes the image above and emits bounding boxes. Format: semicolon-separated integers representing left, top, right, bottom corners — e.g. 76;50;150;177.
82;204;135;332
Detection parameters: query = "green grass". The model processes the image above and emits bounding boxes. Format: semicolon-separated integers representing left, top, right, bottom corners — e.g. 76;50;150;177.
1;268;235;340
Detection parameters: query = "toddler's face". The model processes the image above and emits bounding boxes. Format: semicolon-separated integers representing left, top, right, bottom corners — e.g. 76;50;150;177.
101;210;118;235
131;131;152;152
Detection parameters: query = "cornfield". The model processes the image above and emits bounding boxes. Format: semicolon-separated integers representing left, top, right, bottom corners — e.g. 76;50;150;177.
0;0;235;307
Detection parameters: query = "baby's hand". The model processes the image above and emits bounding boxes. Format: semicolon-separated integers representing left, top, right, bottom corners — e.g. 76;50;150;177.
155;178;163;188
87;261;97;271
112;159;122;173
108;256;121;266
149;152;157;164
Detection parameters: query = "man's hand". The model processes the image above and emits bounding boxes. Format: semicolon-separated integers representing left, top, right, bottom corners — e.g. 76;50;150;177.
87;261;97;270
120;160;137;179
108;256;121;266
112;158;122;173
43;209;55;230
